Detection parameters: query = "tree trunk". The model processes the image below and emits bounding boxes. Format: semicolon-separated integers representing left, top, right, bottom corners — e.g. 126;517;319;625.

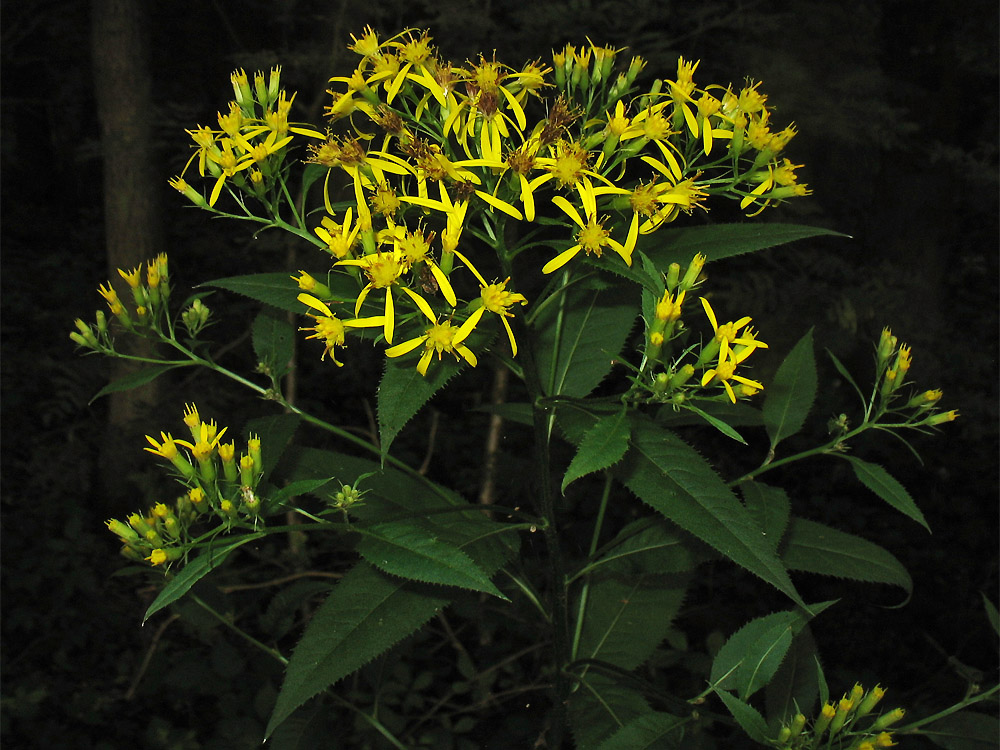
91;0;163;508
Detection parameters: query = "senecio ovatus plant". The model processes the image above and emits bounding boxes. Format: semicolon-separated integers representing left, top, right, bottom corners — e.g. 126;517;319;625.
74;28;996;749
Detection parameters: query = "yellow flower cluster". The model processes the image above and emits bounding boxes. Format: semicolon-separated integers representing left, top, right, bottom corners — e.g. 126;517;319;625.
644;254;768;404
170;30;809;376
106;404;265;568
169;67;325;207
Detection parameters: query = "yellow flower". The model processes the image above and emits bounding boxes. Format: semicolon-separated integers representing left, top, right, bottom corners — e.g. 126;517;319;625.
315;207;361;259
385;310;479;376
336;248;435;344
297;293;383;365
455;258;528;356
543;179;635;274
701;341;762;403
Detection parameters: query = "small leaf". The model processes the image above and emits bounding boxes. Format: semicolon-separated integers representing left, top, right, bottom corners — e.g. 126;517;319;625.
981;593;999;637
715;690;770;744
90;363;190;403
763;328;817;449
562;408;631;493
684;404;748;444
252;307;295;375
594;712;686;750
825;348;866;408
143;533;264;622
269;477;338;506
377;355;463;458
782;517;912;594
843;456;930;531
355;522;506;599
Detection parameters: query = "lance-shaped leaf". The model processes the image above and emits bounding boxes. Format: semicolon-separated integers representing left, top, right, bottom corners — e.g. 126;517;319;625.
377;355;463;458
781;516;912;594
763;328;817;449
843;456;930;531
265;563;450;738
143;533;265;622
715;690;771;744
618;415;806;610
639;223;848;269
562;408;631;493
355;521;506;599
204;272;362;313
710;603;834;701
90;363;191;403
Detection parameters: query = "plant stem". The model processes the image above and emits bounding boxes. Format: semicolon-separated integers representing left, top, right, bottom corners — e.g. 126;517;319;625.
190;593;288;665
570;471;613;661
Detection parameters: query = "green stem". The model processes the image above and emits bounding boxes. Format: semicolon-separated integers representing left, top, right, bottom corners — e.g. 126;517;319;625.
897;683;999;734
570;471;613;661
499;218;571;749
330;693;409;750
190;593;288;665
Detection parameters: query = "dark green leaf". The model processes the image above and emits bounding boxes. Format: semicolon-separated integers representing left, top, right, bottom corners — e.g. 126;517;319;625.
377;355;463;457
204;272;362;313
594;712;687;750
683;404;747;444
534;284;638;398
715;690;770;744
252;307;295;375
640;223;848;270
618;416;805;609
740;482;791;552
576;566;689;671
843;456;930;531
782;517;912;594
90;363;190;403
143;533;264;622
763;329;816;449
356;522;506;598
265;563;449;738
562;408;631;493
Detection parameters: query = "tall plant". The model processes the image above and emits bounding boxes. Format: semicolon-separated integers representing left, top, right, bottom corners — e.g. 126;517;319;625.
74;29;994;748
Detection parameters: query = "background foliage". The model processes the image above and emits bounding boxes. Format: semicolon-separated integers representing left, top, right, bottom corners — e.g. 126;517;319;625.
2;0;997;747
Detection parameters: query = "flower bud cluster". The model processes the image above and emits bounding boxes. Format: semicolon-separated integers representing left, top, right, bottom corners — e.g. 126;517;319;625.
773;683;901;749
876;327;958;428
105;403;266;568
70;254;171;351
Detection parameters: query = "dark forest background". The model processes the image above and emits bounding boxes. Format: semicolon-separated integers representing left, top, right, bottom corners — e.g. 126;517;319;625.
1;1;997;748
